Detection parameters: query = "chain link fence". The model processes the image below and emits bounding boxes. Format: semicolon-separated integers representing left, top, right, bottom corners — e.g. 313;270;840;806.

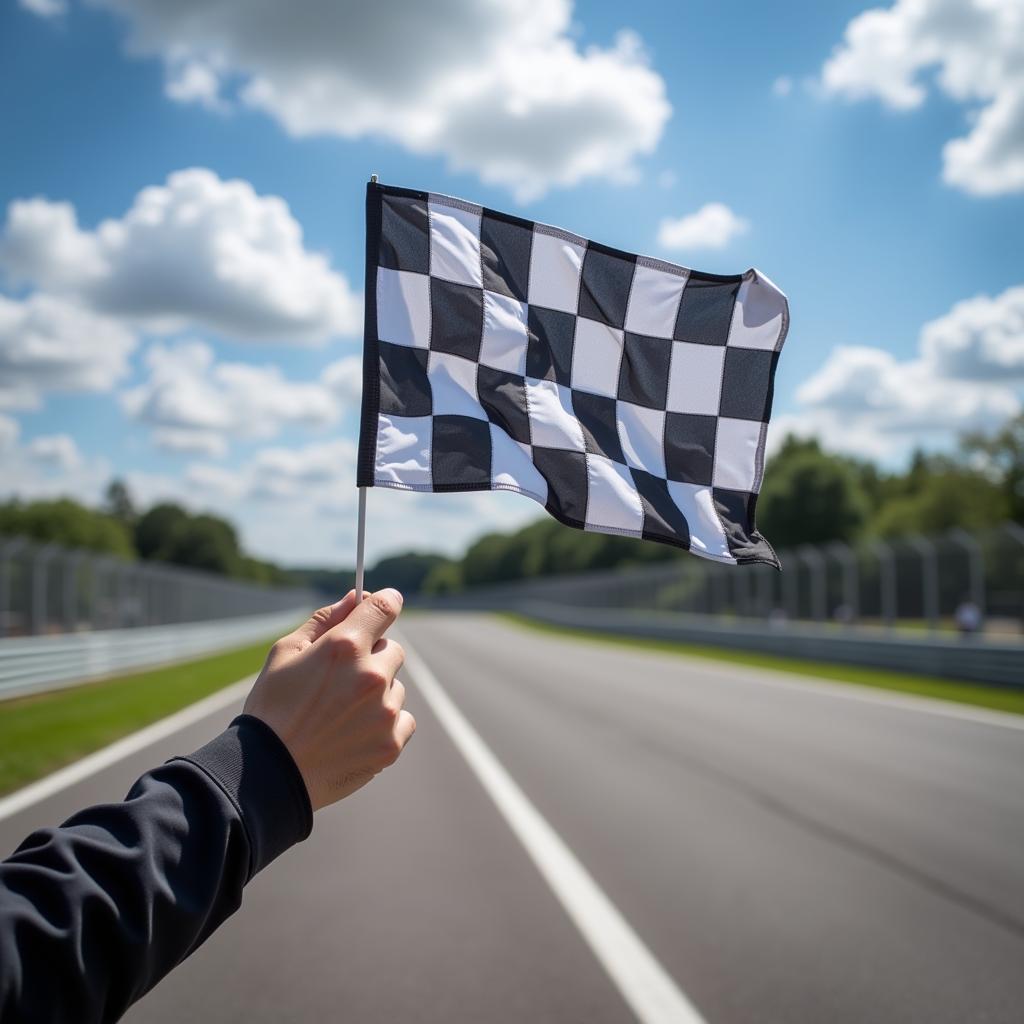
0;536;319;638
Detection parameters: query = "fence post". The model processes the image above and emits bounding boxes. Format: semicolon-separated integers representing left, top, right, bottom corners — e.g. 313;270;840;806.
0;538;26;638
30;544;58;636
756;565;774;618
948;527;985;617
872;541;897;630
62;550;84;632
827;542;858;623
798;546;827;621
781;549;799;621
907;535;939;632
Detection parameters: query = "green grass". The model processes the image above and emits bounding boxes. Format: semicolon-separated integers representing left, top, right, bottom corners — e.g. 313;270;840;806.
498;613;1024;717
0;638;277;797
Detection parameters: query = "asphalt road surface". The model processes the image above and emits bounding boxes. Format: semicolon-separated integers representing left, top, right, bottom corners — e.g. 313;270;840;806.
3;613;1023;1023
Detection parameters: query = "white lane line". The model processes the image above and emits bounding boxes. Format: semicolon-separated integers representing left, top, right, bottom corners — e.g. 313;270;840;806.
399;636;707;1024
0;677;252;822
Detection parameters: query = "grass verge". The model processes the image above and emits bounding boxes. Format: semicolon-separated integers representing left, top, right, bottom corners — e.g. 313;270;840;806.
498;613;1024;717
0;638;277;797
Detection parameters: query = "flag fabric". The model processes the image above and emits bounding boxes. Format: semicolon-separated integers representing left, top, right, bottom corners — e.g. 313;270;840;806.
357;182;788;567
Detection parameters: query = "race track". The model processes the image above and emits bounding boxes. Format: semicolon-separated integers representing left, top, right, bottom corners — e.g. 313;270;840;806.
3;613;1022;1023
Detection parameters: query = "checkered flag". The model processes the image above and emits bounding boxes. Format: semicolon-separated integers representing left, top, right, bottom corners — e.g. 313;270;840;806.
357;183;788;567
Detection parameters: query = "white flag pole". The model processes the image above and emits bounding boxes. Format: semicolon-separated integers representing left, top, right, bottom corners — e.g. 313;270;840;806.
354;173;378;602
354;484;367;598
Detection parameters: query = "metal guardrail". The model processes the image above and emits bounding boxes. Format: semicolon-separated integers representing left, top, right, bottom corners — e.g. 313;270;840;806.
413;588;1024;687
520;603;1024;688
0;609;304;701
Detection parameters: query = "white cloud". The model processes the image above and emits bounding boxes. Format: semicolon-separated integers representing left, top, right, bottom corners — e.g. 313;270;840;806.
820;0;1024;196
782;282;1024;460
772;75;794;97
657;202;749;251
321;355;363;404
122;340;349;455
67;0;670;201
165;60;227;111
185;437;357;507
181;439;541;564
919;284;1024;378
0;429;111;504
27;434;81;470
0;413;19;450
0;168;360;345
0;292;136;410
18;0;66;17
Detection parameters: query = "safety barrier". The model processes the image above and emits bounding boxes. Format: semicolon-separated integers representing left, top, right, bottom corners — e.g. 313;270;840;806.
0;609;304;701
413;588;1024;688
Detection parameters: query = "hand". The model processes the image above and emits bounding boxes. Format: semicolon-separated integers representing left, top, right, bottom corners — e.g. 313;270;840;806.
243;588;416;811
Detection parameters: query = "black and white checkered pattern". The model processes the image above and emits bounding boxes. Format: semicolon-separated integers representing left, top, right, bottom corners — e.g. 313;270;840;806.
358;183;788;567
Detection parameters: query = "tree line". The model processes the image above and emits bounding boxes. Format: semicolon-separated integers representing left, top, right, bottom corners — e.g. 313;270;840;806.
2;413;1020;595
0;483;292;585
416;412;1024;594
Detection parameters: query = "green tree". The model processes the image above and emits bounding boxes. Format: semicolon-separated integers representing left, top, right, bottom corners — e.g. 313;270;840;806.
134;503;190;562
103;479;137;529
164;514;242;575
757;435;869;549
962;413;1024;523
873;463;1008;537
0;498;134;557
366;551;452;595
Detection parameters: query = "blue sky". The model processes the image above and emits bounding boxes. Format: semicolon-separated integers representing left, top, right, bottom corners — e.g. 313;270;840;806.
1;0;1022;565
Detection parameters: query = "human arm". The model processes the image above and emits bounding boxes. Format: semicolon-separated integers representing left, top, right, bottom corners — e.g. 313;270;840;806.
0;589;414;1024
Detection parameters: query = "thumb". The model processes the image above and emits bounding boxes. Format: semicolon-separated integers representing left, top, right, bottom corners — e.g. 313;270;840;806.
291;590;366;645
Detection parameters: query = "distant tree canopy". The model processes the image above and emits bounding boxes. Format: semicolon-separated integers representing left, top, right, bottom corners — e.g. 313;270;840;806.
422;414;1024;593
756;437;869;548
0;498;134;558
1;490;287;584
3;415;1020;595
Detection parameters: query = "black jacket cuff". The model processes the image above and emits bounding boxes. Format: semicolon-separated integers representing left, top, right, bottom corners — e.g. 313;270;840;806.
174;714;313;879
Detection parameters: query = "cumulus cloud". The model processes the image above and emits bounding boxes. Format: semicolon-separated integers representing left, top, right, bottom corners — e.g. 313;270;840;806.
919;284;1024;378
18;0;66;16
27;434;81;470
181;438;540;564
0;292;136;411
66;0;670;200
820;0;1024;196
320;355;363;404
185;438;358;506
122;340;350;456
657;202;749;251
0;428;111;504
0;168;360;345
781;282;1024;459
0;413;19;450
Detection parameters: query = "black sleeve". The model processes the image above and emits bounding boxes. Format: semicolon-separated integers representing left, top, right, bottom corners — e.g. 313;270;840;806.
0;714;313;1024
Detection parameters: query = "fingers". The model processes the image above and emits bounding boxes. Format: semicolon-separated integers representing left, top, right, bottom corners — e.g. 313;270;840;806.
371;637;405;682
291;590;368;645
386;678;406;711
337;588;404;649
395;709;416;749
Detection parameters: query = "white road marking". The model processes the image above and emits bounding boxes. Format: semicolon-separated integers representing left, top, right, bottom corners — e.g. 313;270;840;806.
399;635;707;1024
0;677;252;822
